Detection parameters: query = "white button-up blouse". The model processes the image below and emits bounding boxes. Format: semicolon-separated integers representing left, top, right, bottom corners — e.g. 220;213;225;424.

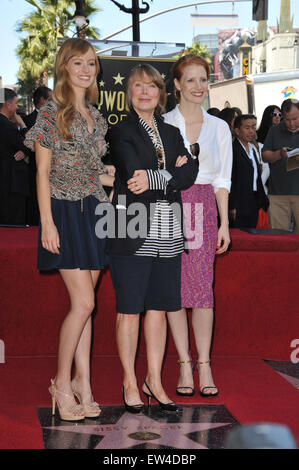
163;105;232;193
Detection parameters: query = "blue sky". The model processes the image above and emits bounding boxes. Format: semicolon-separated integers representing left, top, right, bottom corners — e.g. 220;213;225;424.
1;0;298;85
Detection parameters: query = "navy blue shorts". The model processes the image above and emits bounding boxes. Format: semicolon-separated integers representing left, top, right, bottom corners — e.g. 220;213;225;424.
109;254;182;314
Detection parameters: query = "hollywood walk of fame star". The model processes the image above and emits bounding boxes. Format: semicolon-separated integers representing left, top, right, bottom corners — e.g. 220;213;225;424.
99;80;105;87
44;411;231;449
113;73;125;85
277;372;299;389
264;360;299;389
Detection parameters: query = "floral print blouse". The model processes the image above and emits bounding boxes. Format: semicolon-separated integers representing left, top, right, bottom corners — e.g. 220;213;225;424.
24;100;108;202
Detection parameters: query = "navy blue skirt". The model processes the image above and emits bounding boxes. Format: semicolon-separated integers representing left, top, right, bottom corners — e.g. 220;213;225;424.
37;195;109;271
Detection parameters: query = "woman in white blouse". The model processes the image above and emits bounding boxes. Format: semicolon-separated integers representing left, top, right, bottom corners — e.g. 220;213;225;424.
164;54;232;397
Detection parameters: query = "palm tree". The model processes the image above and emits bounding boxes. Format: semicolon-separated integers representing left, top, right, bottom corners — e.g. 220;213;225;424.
173;41;212;62
16;0;101;86
17;75;36;113
187;41;212;63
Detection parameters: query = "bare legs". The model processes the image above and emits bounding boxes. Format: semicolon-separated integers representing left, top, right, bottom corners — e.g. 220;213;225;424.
116;313;143;406
54;269;100;410
167;308;194;394
142;310;172;403
116;309;172;406
192;307;217;394
167;307;218;395
71;270;100;405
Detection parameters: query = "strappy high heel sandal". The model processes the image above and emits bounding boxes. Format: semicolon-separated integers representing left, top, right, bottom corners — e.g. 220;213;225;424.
71;381;101;418
197;360;219;398
176;360;195;397
142;381;180;413
49;379;85;421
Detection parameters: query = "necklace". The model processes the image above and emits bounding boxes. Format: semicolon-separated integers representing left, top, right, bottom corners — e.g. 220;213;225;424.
139;116;166;170
152;119;166;170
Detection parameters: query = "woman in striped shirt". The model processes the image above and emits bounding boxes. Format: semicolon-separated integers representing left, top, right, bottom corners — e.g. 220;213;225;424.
107;64;197;414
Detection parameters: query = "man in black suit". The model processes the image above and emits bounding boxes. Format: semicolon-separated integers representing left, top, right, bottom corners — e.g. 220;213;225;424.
0;88;30;225
24;86;52;129
229;114;269;228
23;86;52;225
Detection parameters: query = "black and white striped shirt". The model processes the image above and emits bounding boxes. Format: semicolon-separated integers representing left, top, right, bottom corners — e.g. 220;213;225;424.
135;117;184;258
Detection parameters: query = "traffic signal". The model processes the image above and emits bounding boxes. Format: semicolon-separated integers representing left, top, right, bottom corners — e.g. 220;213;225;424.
252;0;268;21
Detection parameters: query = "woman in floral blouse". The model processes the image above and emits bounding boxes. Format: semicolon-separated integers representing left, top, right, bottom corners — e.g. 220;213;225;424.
25;38;114;422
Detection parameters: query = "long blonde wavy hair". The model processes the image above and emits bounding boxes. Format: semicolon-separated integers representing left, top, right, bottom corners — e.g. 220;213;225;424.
52;38;100;139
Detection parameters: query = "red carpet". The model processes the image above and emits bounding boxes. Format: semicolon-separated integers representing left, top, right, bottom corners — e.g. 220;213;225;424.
0;355;298;448
1;227;299;359
0;227;299;448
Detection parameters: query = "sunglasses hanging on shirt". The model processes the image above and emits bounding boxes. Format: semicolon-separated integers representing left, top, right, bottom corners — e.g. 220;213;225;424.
190;143;200;167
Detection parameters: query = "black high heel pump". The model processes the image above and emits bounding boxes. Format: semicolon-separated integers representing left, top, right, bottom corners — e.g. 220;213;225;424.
122;387;145;414
142;381;180;413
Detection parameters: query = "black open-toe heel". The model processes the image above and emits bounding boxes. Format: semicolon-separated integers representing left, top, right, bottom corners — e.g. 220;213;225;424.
142;381;180;413
122;387;145;414
176;359;195;397
198;360;219;398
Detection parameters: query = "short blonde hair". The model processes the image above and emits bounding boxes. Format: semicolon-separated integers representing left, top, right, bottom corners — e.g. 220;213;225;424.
126;64;167;115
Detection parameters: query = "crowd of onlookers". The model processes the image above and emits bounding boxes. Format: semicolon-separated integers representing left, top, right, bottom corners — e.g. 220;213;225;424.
0;84;298;233
0;86;52;226
207;99;299;233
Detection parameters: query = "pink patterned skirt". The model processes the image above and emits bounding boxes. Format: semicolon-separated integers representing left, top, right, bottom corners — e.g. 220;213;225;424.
181;184;218;308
